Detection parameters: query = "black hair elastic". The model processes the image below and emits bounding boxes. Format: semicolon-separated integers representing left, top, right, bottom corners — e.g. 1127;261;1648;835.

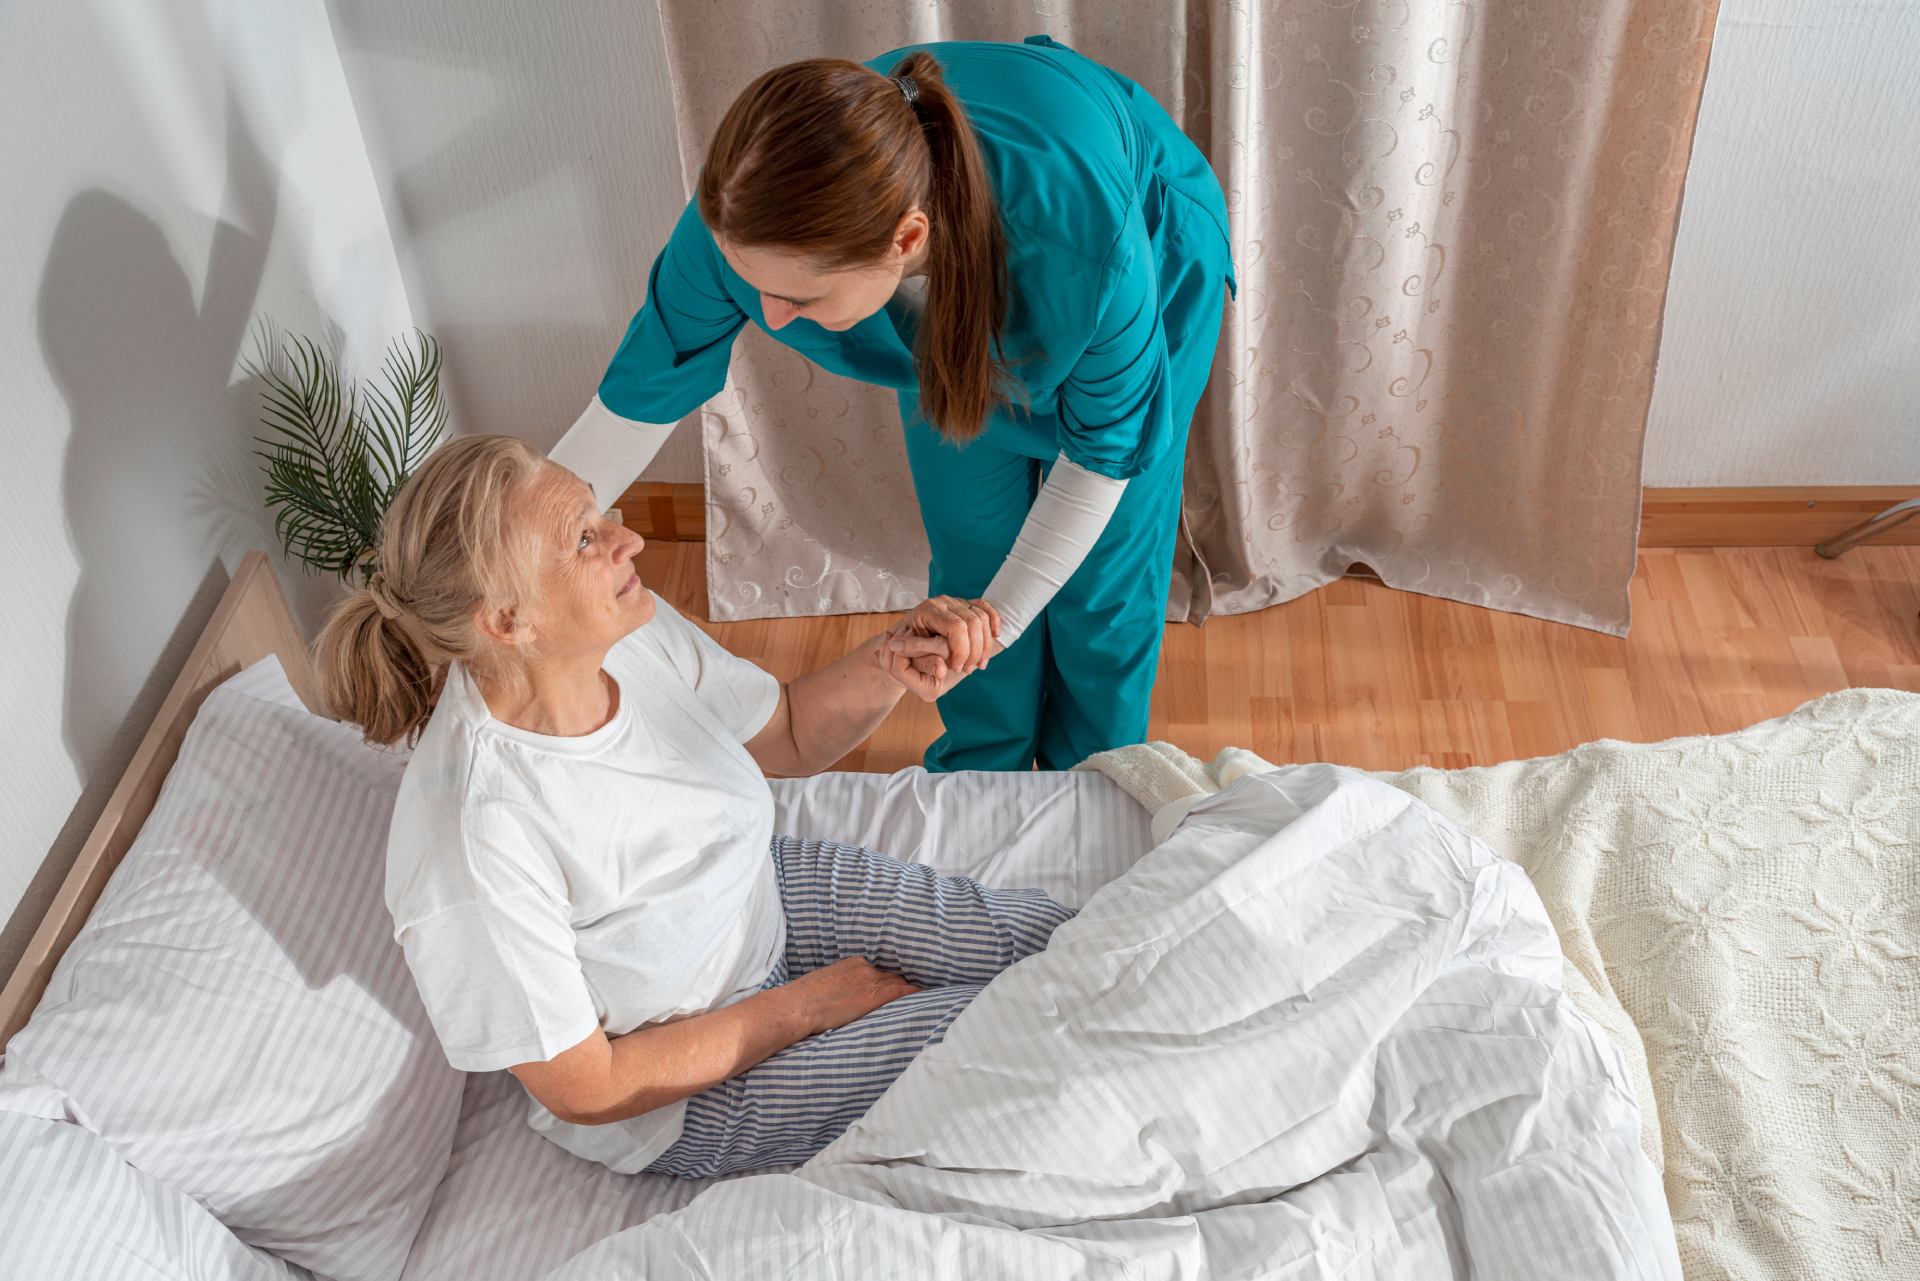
891;75;920;110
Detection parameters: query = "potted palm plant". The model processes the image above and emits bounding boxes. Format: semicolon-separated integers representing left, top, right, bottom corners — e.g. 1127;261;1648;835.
252;327;447;584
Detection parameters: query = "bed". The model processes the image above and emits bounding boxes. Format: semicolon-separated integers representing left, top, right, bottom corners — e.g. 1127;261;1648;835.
0;553;1160;1281
1;551;1911;1281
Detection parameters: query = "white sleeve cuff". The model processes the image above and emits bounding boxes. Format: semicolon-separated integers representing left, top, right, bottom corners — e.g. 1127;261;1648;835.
545;397;676;511
982;455;1129;648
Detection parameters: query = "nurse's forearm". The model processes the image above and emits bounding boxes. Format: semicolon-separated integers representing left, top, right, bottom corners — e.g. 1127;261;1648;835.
982;455;1129;646
785;632;905;774
546;398;676;511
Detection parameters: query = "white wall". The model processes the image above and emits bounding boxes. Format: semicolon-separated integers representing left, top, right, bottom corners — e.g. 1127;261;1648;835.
1642;0;1920;485
323;0;700;478
0;0;413;973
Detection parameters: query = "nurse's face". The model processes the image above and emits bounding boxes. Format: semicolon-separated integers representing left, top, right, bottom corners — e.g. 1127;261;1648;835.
718;209;930;332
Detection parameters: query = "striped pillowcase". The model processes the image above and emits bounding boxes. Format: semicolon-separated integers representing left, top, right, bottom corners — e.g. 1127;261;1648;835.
0;657;463;1281
0;1108;308;1280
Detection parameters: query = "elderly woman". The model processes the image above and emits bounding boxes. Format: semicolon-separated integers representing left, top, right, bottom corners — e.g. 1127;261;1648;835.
314;435;1075;1178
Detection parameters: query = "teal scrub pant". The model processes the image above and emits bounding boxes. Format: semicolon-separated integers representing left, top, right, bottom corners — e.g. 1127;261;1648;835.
902;278;1229;773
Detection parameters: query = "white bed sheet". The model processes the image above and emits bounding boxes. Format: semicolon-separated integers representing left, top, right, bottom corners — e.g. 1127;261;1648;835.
397;768;1153;1281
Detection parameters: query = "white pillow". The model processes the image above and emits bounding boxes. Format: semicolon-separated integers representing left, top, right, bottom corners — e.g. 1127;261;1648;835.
0;1108;309;1281
0;657;461;1281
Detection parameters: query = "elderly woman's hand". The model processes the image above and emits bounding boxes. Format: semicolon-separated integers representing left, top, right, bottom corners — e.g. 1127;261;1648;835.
882;624;954;702
900;596;1003;678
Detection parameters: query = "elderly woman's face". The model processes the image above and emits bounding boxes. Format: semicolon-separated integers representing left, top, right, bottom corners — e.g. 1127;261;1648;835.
510;462;655;659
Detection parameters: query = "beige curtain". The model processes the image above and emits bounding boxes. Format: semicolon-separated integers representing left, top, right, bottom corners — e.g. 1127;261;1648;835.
656;1;1720;635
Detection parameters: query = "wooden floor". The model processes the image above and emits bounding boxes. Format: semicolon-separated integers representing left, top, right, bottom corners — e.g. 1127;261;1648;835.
636;542;1920;774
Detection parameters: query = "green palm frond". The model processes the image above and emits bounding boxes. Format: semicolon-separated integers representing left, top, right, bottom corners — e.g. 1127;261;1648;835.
363;329;447;498
252;325;448;583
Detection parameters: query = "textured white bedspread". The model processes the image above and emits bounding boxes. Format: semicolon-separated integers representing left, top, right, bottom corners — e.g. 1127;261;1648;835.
1084;689;1920;1281
540;765;1678;1280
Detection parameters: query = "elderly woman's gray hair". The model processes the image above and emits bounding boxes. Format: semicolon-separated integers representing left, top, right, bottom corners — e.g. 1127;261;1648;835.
312;434;550;748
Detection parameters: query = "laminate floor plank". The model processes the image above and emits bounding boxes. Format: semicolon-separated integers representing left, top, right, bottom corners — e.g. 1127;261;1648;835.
634;543;1920;773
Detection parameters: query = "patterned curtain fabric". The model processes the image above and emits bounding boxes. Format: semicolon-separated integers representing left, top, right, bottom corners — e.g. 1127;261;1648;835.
656;1;1721;635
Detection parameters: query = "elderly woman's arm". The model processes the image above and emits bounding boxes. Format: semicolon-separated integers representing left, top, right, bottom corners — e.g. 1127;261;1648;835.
744;628;951;777
512;955;919;1125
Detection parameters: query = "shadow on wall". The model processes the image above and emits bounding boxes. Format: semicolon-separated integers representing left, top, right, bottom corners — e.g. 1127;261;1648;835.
2;86;289;973
41;83;277;794
323;0;692;463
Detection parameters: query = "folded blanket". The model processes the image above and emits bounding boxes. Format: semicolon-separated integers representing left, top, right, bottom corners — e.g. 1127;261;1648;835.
1080;689;1920;1281
545;766;1677;1279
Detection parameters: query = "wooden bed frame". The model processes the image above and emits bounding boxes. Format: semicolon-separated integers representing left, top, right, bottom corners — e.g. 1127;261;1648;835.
0;551;318;1046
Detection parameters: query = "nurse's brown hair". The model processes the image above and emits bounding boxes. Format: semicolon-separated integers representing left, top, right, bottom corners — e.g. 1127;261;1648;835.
699;51;1011;443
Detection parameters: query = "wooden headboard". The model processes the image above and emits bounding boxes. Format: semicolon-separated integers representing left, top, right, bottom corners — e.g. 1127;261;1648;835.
0;551;320;1046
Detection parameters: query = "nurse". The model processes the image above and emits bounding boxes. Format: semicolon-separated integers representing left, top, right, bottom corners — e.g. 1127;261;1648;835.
551;35;1235;771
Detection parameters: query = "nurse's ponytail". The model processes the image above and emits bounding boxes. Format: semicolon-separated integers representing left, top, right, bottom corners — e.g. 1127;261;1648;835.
700;54;1012;443
885;52;1011;443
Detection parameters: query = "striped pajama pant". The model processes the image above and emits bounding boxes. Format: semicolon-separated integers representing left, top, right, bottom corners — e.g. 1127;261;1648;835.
643;835;1076;1179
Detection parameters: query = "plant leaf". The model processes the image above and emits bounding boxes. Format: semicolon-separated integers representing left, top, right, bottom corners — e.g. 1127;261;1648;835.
254;322;450;581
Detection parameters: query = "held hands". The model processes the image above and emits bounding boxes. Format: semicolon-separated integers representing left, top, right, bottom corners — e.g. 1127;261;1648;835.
911;596;1003;675
879;596;1004;702
882;624;954;702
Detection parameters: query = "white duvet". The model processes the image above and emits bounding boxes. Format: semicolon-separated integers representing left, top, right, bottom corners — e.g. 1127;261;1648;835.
542;765;1679;1280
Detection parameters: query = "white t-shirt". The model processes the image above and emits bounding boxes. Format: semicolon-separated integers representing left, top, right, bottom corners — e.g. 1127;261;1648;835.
386;597;785;1172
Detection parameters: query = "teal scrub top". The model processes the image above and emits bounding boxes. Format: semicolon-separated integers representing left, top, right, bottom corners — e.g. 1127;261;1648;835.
597;35;1236;482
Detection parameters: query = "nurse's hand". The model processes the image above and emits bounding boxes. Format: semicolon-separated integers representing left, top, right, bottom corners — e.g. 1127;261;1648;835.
787;956;922;1034
903;596;1003;676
